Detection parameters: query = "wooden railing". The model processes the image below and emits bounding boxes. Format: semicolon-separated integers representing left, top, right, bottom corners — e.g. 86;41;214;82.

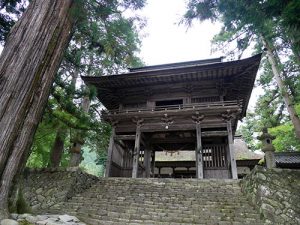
104;100;243;115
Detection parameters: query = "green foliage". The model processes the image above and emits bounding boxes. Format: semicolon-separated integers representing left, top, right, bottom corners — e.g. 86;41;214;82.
184;0;300;152
269;122;300;151
24;0;145;170
0;0;27;44
238;104;300;152
258;158;265;165
19;221;34;225
27;119;70;168
237;112;259;151
80;146;107;177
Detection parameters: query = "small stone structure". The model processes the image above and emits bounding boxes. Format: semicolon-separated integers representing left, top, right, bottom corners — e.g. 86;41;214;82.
2;214;86;225
258;128;276;169
23;167;98;211
241;166;300;225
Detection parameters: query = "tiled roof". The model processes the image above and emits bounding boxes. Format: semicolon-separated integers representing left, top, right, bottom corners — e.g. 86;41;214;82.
129;57;223;72
233;137;263;160
82;54;261;111
275;152;300;166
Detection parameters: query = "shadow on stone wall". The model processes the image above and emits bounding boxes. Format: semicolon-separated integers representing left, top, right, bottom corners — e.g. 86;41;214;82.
241;166;300;224
23;167;99;212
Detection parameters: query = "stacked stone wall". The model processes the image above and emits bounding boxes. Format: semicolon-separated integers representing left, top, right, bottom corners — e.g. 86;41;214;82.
23;167;98;212
241;166;300;225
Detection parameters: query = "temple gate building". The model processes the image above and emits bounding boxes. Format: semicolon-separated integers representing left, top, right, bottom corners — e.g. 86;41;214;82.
82;54;261;179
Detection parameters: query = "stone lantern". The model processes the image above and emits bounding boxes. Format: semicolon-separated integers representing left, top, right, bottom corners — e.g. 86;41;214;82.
258;127;276;169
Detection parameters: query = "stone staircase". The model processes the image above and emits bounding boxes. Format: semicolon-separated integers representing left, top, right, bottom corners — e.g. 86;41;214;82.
49;178;266;225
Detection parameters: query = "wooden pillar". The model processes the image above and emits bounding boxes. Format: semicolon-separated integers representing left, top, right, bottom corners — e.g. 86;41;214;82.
226;120;238;179
127;148;133;177
193;113;204;179
121;149;127;177
105;127;115;177
151;151;156;178
144;146;151;178
196;122;204;179
132;124;141;178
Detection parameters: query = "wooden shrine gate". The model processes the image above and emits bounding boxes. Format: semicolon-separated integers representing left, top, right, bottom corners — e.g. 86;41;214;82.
82;54;261;180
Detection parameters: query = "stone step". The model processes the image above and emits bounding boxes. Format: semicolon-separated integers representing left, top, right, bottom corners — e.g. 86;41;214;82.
87;195;245;200
49;178;266;224
58;200;254;212
76;213;265;225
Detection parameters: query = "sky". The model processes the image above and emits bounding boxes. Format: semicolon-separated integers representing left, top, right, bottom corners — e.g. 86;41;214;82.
136;0;222;66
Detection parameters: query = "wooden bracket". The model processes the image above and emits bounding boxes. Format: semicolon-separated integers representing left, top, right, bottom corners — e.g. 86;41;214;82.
132;116;144;127
192;111;204;124
221;109;242;121
161;113;174;129
161;113;174;123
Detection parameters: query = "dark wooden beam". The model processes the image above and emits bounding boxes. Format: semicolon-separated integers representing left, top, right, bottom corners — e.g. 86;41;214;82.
116;122;228;133
132;125;141;178
105;103;242;119
155;161;195;168
115;135;136;141
105;127;115;177
114;139;127;150
196;123;204;179
144;145;152;178
150;137;196;144
226;119;238;179
201;131;228;137
151;151;156;178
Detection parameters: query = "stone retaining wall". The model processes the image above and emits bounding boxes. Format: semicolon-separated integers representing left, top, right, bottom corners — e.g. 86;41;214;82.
23;167;98;212
241;166;300;225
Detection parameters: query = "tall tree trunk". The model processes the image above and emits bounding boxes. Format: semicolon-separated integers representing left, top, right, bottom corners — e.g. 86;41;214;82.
69;95;91;167
289;33;300;65
50;69;79;167
48;129;67;168
273;51;297;98
261;36;300;140
0;0;75;219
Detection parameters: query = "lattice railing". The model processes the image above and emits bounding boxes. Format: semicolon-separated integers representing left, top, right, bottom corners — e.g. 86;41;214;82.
203;144;228;169
104;100;243;115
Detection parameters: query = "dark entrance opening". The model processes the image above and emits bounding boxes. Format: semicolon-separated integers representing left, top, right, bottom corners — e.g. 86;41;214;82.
156;99;183;107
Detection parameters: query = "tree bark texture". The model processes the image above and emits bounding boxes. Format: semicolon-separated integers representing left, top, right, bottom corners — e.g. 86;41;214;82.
69;143;83;167
0;0;75;219
49;129;66;168
261;36;300;140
